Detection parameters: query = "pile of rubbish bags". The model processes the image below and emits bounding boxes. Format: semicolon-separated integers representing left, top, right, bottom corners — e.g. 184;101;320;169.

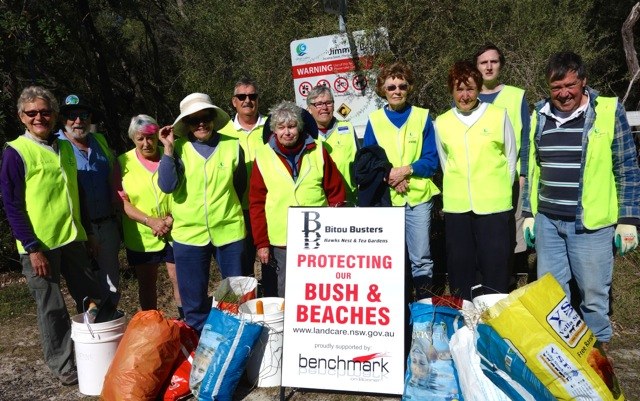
402;273;624;401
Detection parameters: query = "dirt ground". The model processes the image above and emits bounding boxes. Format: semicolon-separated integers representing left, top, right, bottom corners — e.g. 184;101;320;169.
1;257;638;401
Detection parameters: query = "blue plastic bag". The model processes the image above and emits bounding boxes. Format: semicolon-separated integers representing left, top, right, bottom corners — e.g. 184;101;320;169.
190;307;263;401
403;300;464;401
475;323;555;401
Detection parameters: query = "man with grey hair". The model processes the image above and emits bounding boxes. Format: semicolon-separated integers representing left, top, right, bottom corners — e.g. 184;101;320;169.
57;94;121;306
249;101;346;296
306;85;359;204
219;77;267;277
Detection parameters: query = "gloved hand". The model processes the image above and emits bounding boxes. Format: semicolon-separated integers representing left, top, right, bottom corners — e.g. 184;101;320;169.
615;224;638;255
523;217;535;248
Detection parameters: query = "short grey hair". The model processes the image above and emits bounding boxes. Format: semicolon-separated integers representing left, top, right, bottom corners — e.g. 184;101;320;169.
17;86;59;114
269;101;304;131
306;85;333;106
128;114;159;140
234;77;259;94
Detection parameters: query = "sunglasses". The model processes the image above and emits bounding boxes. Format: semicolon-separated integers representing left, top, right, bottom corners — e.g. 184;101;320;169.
23;109;53;118
386;84;409;92
66;110;92;121
183;113;214;125
234;93;258;101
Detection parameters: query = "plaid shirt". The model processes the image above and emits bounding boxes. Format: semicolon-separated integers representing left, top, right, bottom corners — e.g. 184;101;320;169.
522;87;640;229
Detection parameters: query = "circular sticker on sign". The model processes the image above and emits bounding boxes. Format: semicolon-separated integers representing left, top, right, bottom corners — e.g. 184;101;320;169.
333;77;348;93
298;81;313;97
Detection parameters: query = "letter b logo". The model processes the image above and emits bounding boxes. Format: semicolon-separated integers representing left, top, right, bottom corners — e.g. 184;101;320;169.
302;211;321;249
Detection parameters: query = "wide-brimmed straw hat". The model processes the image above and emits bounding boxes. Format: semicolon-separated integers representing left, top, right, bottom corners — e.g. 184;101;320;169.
172;93;230;136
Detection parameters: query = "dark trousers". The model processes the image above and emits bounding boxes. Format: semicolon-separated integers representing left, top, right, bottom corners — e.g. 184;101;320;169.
21;241;102;376
445;211;511;300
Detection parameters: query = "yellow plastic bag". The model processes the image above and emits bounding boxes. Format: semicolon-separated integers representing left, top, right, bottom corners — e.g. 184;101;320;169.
482;273;623;401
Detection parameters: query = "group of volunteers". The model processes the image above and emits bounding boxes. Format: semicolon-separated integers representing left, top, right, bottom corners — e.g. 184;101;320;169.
2;42;639;386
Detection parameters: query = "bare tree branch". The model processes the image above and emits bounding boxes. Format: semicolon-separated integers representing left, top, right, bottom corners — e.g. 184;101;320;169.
621;2;640;106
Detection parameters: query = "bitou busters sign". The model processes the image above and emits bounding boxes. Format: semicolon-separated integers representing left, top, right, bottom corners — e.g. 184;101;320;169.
290;29;388;137
281;207;405;395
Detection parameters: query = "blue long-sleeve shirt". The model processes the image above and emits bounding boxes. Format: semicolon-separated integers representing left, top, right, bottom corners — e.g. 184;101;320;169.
363;104;439;178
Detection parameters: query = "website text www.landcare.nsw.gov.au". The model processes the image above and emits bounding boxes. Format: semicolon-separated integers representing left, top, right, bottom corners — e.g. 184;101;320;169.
292;326;395;338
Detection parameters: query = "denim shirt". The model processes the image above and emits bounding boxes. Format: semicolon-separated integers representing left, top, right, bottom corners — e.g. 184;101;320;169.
57;131;114;220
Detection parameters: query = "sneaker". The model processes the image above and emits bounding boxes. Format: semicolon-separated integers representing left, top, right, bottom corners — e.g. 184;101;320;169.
59;368;78;386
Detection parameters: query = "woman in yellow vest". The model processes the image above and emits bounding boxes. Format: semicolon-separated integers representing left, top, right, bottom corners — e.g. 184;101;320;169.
0;86;102;385
250;101;346;297
117;114;182;317
362;61;440;300
434;60;516;300
157;93;246;333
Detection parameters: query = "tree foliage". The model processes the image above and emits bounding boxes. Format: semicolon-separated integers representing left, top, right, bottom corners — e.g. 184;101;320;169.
0;0;638;269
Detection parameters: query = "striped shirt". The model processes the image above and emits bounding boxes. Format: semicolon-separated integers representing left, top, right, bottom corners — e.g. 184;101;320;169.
537;117;584;217
522;87;640;229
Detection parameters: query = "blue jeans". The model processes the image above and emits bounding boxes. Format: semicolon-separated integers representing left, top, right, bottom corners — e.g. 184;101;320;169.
405;201;434;279
173;240;243;333
535;213;614;342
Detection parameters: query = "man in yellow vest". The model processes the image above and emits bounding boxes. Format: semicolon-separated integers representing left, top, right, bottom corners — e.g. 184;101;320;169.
249;101;346;297
1;86;102;385
306;85;359;205
522;52;640;346
218;77;267;278
57;94;121;306
474;43;531;283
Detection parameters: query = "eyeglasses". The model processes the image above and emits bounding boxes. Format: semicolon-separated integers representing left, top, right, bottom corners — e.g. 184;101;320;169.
183;113;214;125
23;109;53;118
66;110;91;121
234;93;258;101
385;84;409;92
310;100;334;108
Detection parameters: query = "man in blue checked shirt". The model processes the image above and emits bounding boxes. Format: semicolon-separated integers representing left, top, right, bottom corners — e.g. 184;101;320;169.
522;51;640;348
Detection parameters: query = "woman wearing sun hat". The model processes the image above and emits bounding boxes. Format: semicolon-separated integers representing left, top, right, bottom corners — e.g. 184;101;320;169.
158;93;246;332
117;114;182;316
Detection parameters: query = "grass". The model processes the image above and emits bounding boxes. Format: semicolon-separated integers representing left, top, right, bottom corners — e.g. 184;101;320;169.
0;249;638;399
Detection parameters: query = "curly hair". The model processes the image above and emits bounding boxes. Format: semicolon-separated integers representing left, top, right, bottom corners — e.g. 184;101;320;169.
447;60;483;93
17;86;59;114
375;61;414;98
269;100;303;131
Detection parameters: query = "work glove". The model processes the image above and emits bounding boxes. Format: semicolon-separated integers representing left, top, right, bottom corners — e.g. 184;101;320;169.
523;217;535;248
615;224;638;256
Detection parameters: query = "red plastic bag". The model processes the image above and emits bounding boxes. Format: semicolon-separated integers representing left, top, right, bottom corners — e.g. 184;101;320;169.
161;320;199;401
100;310;181;401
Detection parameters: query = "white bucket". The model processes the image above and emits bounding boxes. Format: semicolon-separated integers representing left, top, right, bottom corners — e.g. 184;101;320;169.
472;293;508;311
239;297;284;387
71;313;126;396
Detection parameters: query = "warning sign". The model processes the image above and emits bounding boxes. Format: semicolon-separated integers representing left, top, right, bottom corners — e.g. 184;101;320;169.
298;81;313;97
333;77;349;93
337;103;352;118
353;75;367;91
290;28;389;137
